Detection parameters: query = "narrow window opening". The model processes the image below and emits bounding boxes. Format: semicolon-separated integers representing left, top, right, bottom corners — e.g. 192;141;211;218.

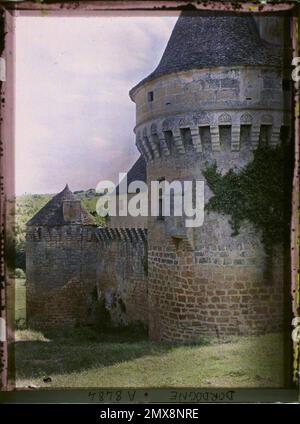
147;91;154;102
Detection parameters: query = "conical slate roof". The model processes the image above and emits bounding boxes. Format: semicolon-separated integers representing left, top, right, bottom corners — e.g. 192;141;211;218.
116;155;147;194
131;12;282;92
27;184;96;226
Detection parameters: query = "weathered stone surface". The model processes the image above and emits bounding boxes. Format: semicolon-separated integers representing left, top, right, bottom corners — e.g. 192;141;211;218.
26;13;291;341
96;230;148;326
26;224;148;329
129;14;291;341
26;224;99;328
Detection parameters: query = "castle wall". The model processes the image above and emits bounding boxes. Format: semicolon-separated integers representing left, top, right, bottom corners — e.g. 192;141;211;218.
148;217;286;341
96;228;148;326
145;121;288;341
26;225;99;328
108;193;148;229
131;68;290;182
26;223;148;330
25;22;291;341
128;54;292;341
132;66;289;129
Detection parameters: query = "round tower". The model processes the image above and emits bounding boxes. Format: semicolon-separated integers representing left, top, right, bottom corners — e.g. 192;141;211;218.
130;13;292;341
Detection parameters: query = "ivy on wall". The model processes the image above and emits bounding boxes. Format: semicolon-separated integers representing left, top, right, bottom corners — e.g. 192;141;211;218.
203;142;293;263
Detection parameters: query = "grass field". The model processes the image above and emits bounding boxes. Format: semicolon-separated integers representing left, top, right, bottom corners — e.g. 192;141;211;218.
14;279;286;388
15;329;286;388
15;278;26;328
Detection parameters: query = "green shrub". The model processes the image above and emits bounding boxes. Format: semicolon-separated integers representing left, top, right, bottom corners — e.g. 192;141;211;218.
14;268;26;279
203;142;293;278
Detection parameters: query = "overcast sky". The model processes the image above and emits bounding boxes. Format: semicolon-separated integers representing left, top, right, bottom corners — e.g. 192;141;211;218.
15;15;178;195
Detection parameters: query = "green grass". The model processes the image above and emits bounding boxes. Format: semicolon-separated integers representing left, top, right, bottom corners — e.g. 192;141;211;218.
15;328;286;389
15;278;26;328
13;279;286;388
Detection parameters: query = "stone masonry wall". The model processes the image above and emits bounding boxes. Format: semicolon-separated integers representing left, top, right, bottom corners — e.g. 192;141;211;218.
131;66;290;166
145;121;289;341
26;225;99;328
96;228;148;326
108;194;148;229
26;279;96;329
148;222;286;342
128;54;292;341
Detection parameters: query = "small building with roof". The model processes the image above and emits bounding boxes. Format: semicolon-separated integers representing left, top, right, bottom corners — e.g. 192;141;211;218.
26;185;99;328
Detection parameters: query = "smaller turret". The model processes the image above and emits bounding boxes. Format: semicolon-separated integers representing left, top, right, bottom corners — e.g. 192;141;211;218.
26;185;98;329
27;184;95;227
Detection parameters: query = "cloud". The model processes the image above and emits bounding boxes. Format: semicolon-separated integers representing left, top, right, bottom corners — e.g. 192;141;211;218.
15;15;177;194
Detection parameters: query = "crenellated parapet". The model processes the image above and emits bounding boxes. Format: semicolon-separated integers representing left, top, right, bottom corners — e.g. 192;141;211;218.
26;225;148;245
26;224;97;243
96;227;147;244
135;109;288;162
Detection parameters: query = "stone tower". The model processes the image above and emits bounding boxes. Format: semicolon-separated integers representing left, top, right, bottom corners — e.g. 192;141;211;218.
26;185;99;328
129;13;291;341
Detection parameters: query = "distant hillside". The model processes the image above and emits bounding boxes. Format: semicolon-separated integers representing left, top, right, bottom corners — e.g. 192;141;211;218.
15;189;106;271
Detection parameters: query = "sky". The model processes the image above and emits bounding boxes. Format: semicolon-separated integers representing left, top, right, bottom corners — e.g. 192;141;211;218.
15;15;178;195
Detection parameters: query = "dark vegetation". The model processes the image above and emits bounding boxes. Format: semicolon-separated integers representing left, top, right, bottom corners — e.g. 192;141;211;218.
203;140;293;276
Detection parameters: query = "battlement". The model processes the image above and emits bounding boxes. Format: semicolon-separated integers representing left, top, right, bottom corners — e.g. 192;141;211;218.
96;227;147;244
26;224;97;242
136;110;289;162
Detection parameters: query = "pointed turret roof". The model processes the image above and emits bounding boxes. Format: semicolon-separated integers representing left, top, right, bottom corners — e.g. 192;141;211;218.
116;155;147;194
27;184;96;226
131;12;282;94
